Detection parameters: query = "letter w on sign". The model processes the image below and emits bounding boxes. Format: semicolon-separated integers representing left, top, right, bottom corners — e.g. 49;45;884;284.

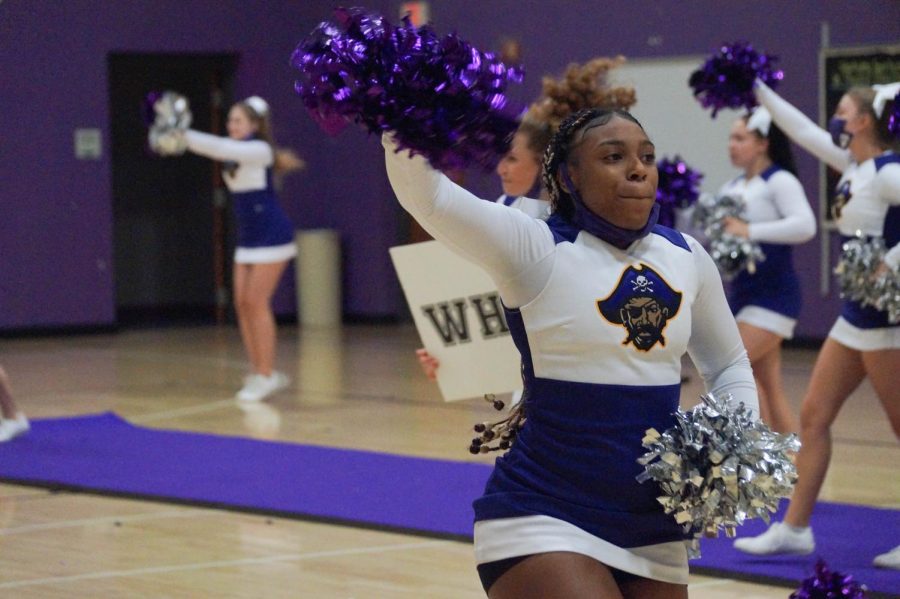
422;299;470;345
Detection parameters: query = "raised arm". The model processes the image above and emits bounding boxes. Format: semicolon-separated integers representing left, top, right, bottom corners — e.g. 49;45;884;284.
749;171;817;244
754;81;850;173
184;130;273;166
384;135;556;308
686;237;760;418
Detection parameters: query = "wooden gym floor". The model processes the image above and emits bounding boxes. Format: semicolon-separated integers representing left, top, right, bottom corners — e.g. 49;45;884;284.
0;324;897;597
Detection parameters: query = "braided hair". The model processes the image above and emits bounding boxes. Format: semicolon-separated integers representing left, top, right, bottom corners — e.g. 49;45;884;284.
541;108;645;221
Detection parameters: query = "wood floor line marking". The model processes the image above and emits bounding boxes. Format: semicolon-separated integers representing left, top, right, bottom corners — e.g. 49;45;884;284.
130;399;237;423
0;539;449;589
0;508;219;536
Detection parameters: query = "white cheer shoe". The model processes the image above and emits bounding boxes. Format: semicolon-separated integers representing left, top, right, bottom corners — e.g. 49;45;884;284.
236;372;289;402
733;521;815;556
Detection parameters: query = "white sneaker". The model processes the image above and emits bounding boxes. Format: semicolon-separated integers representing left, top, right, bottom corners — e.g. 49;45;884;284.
236;372;289;402
733;521;815;555
873;544;900;569
0;413;30;442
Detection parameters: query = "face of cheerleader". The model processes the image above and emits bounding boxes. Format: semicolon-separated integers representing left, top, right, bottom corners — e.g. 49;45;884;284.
227;106;259;140
567;116;658;230
832;94;869;148
728;119;768;172
495;132;541;197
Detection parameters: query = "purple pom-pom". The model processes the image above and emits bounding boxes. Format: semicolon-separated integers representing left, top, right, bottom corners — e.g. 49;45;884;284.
655;156;703;228
790;559;867;599
689;41;783;117
290;7;524;171
889;91;900;138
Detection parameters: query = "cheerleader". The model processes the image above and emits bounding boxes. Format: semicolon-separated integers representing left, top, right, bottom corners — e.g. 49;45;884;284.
386;108;759;598
182;96;303;402
0;365;28;442
718;108;816;433
733;81;900;570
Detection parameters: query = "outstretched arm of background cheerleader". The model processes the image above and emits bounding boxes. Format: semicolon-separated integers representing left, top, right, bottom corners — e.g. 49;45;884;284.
746;171;817;244
183;130;273;166
686;237;760;418
383;134;555;308
754;80;850;173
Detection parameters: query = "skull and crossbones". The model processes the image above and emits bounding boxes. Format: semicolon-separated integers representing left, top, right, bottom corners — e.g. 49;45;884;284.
631;274;654;293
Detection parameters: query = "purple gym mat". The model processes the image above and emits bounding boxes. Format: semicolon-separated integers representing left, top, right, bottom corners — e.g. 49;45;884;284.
0;413;897;596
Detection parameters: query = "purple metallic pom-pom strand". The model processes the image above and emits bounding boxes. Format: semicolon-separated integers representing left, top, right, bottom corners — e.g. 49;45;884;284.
689;41;783;117
655;156;703;228
290;7;524;171
889;91;900;138
789;559;868;599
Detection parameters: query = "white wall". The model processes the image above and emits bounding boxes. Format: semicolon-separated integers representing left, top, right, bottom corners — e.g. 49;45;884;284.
614;56;745;195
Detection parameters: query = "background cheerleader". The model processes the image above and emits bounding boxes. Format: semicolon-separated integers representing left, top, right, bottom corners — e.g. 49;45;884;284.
179;96;304;402
734;80;900;570
717;107;816;433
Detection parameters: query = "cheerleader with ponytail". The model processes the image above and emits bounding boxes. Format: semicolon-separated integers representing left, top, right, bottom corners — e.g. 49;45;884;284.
733;79;900;570
149;93;304;402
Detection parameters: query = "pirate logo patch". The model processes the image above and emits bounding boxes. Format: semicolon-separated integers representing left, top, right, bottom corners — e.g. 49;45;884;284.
831;180;852;220
597;264;682;352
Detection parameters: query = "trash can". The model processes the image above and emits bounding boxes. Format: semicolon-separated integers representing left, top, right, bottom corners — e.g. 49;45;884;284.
295;229;341;326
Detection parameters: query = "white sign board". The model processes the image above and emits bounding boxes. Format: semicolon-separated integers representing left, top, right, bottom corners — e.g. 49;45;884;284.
389;240;522;401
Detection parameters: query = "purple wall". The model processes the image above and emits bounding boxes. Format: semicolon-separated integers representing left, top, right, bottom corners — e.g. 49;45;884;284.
2;1;898;338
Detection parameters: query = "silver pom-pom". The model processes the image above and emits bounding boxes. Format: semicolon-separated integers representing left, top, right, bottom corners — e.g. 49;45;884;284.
636;392;799;558
835;233;900;324
147;91;192;156
692;193;766;280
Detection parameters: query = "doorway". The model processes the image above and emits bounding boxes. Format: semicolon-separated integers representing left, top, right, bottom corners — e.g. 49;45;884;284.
108;53;237;326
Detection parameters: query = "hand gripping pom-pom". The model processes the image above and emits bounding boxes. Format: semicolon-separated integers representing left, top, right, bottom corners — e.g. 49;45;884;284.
790;559;868;599
655;156;703;229
835;234;900;324
290;7;525;172
689;41;783;117
637;392;799;558
145;91;192;156
692;193;765;280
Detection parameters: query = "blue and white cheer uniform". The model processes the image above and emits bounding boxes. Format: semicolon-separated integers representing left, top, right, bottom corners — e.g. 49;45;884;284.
185;130;296;264
496;194;551;220
385;136;758;584
718;165;816;338
757;82;900;350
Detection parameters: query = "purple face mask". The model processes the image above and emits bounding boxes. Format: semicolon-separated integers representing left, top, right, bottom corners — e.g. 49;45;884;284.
828;117;852;149
560;164;659;249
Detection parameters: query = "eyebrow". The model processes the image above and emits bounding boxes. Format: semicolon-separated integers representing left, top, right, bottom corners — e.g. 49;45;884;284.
592;139;655;148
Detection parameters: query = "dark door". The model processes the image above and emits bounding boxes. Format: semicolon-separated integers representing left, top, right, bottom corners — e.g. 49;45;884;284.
108;53;237;325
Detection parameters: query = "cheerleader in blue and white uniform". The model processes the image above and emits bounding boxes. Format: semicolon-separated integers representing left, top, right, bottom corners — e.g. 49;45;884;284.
183;96;303;403
734;81;900;569
387;108;759;597
718;108;816;433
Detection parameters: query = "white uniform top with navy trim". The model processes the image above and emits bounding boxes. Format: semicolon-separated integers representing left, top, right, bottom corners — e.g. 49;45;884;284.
384;135;758;584
718;166;816;337
184;130;296;264
756;83;900;349
496;194;551;220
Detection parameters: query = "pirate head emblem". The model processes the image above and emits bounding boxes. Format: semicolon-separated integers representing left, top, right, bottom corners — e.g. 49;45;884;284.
598;264;682;351
832;180;852;220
